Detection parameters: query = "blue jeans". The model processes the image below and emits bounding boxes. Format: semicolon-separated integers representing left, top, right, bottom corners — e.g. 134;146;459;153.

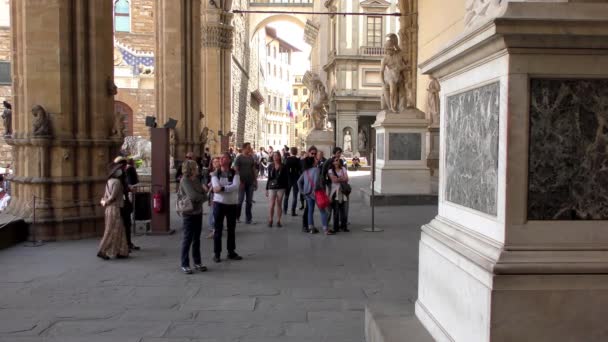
306;197;328;229
208;203;215;230
181;213;202;267
237;182;254;223
283;179;299;213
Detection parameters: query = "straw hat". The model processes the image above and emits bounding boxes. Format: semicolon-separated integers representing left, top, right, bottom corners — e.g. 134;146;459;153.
107;162;123;179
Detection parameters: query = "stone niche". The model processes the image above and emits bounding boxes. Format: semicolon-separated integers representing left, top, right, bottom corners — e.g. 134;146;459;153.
445;82;500;216
528;78;608;220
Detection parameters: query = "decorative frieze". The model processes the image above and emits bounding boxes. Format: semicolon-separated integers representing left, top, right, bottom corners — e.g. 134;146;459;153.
445;82;500;216
528;78;608;220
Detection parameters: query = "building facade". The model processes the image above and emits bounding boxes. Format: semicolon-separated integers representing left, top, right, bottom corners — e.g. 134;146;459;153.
323;0;400;159
292;74;311;151
257;26;300;151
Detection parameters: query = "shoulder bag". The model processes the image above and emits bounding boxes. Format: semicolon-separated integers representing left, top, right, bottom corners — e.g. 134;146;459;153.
175;180;194;217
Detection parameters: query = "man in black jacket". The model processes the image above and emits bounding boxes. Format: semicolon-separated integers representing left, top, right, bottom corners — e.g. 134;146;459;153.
283;147;302;216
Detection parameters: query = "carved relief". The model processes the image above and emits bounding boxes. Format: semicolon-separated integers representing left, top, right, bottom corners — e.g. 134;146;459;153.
106;76;118;96
31;105;51;137
202;23;234;50
465;0;506;28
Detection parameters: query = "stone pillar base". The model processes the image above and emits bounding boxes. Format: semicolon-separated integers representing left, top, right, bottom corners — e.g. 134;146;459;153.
416;219;608;342
305;130;335;157
372;109;432;196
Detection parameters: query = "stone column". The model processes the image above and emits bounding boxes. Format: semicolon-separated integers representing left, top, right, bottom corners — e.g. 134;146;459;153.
155;0;201;160
7;0;115;240
398;0;418;107
416;1;608;341
201;1;233;155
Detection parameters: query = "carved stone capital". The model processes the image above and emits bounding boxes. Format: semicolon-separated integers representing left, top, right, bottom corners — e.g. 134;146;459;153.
202;23;234;50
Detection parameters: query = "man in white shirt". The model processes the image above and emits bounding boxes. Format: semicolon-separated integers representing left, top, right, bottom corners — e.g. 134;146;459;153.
211;152;243;263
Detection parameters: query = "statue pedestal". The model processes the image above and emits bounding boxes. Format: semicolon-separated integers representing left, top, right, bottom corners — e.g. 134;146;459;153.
415;3;608;341
367;109;436;205
305;130;335;157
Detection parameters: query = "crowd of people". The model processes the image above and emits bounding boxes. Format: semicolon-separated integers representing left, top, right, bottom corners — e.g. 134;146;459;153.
97;142;354;275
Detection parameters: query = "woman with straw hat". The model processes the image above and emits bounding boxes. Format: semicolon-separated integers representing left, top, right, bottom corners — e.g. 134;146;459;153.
97;162;129;260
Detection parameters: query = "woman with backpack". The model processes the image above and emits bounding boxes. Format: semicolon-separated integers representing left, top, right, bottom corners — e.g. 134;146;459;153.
177;159;208;274
297;152;332;235
266;151;288;227
328;157;350;232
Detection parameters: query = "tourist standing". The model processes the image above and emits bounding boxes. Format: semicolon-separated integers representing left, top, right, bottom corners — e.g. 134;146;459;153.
206;156;220;239
178;160;208;274
328;157;350;232
235;142;257;224
211;152;243;262
114;156;140;252
298;147;332;235
283;147;302;217
266;151;289;227
98;163;129;260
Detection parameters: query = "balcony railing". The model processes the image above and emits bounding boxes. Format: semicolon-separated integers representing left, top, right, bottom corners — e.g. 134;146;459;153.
250;0;313;5
360;46;385;56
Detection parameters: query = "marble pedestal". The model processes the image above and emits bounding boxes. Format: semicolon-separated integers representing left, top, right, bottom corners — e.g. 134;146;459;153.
416;3;608;342
426;126;439;195
370;109;434;204
305;130;335;157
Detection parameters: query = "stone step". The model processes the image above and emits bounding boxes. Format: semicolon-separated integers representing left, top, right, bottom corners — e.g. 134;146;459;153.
365;301;434;342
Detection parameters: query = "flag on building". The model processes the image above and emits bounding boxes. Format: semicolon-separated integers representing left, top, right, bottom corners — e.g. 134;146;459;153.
287;100;294;118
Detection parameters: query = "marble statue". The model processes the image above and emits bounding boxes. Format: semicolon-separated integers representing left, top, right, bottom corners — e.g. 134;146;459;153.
344;130;352;152
1;101;12;136
381;33;409;112
304;72;329;130
110;112;126;139
32;105;51;136
358;127;368;151
121;136;152;168
427;77;441;126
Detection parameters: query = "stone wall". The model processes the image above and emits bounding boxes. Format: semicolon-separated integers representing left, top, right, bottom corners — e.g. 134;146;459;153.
230;2;259;148
114;0;155;52
115;86;155;139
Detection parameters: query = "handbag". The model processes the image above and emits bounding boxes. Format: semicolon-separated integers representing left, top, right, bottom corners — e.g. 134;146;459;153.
340;182;352;196
175;181;194;217
306;170;330;210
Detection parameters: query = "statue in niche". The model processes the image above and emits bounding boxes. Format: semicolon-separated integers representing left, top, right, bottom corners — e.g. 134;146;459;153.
106;76;118;96
32;105;51;136
304;72;329;130
110;112;126;139
169;128;176;158
1;101;12;136
343;130;352;152
381;33;410;112
358;127;368;151
427;77;441;126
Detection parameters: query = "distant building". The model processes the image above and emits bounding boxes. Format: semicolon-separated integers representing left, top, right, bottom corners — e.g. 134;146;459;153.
292;75;311;151
257;26;300;151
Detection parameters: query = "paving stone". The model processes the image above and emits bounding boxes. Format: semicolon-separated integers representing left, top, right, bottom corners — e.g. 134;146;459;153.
164;322;283;339
0;173;436;341
42;320;170;337
181;297;256;311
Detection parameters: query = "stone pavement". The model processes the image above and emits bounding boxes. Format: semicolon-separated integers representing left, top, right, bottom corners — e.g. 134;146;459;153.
0;172;437;342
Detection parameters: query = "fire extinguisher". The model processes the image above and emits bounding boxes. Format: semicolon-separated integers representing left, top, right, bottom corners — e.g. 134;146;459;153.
153;190;163;213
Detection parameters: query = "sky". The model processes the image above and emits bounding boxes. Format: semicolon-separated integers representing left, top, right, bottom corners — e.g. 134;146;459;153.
267;21;311;75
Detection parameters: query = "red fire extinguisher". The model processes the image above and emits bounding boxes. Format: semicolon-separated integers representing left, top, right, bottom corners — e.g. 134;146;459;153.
153;190;163;213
